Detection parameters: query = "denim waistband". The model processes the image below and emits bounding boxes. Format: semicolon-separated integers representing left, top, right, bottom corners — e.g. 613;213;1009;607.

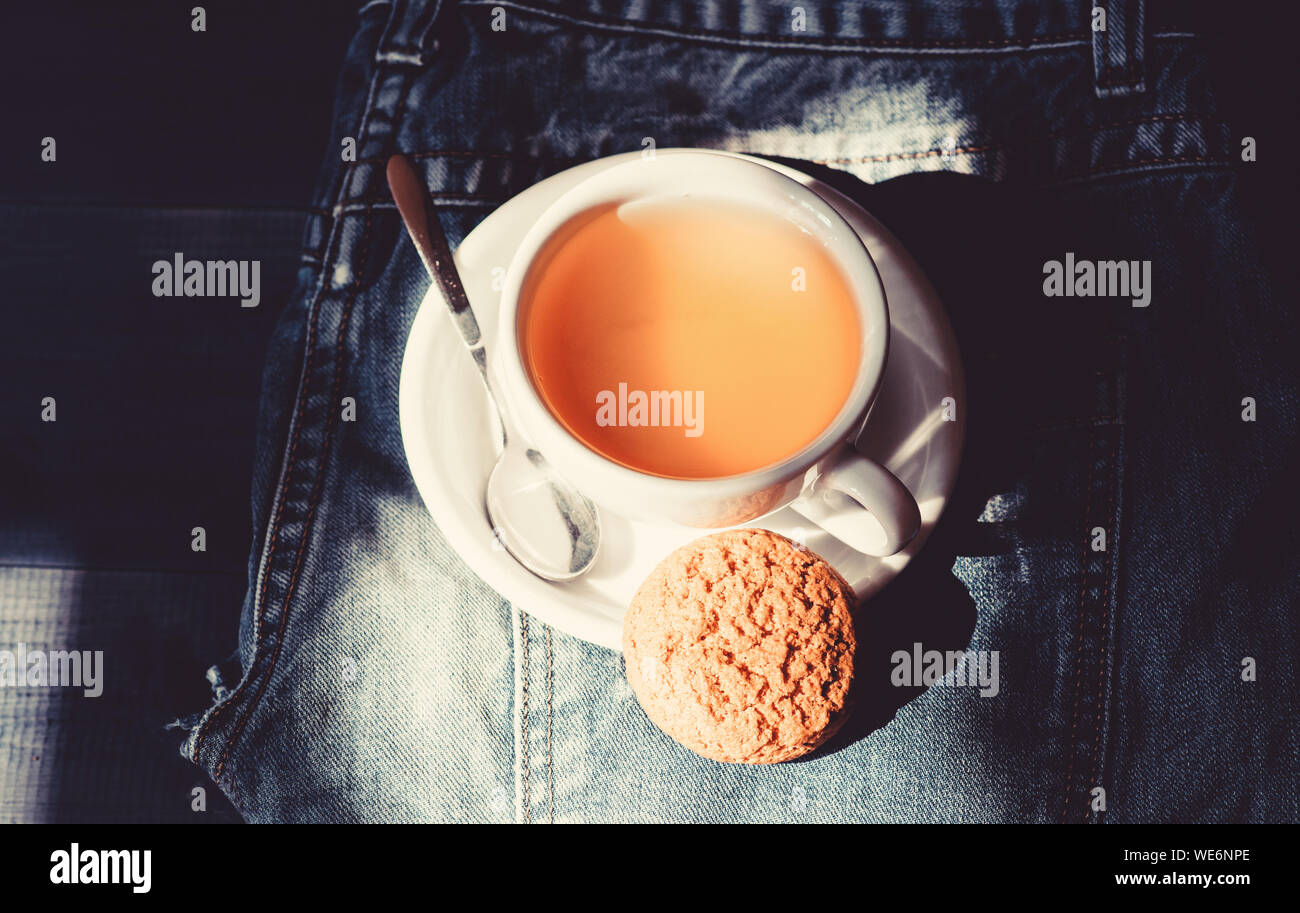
297;0;1227;270
297;0;1230;268
371;0;1198;62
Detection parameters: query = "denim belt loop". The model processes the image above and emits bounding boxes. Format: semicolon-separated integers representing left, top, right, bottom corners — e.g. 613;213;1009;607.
375;0;444;66
1091;0;1147;98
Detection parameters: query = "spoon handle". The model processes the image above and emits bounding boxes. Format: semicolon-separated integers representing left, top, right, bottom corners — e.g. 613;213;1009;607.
387;153;505;440
387;154;484;352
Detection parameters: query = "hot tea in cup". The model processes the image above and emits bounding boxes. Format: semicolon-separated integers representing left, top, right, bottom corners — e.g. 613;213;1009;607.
520;197;861;479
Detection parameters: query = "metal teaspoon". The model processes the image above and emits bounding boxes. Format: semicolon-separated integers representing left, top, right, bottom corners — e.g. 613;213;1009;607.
387;154;601;581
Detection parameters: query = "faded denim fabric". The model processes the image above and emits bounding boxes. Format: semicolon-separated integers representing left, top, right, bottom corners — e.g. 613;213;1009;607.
178;0;1298;822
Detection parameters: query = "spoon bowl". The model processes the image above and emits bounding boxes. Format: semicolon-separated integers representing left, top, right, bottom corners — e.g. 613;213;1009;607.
486;445;601;581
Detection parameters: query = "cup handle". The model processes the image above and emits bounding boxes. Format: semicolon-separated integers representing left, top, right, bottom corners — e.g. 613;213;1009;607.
790;445;921;557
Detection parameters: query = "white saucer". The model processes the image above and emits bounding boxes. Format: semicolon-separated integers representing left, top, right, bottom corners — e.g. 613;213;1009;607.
399;151;965;651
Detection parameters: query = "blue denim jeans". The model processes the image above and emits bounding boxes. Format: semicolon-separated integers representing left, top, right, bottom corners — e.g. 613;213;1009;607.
178;0;1298;822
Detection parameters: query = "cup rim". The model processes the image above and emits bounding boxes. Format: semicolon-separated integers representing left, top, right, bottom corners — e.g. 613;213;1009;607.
494;148;890;497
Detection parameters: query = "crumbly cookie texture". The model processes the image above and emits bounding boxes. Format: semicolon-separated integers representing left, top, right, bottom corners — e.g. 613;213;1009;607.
623;529;856;764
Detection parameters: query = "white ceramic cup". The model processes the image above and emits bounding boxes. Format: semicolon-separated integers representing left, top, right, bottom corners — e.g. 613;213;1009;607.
493;149;921;557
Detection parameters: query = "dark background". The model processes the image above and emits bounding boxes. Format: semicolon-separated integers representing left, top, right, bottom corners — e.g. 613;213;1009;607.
0;1;358;823
0;1;1294;822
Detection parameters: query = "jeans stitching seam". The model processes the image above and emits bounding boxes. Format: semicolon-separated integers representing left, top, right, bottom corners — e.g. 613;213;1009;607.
335;157;1235;202
341;113;1221;188
1048;155;1234;183
1060;420;1099;823
459;0;1096;54
547;625;553;824
355;113;1214;167
521;610;531;824
1088;364;1124;821
816;113;1215;163
339;192;510;206
186;200;343;781
1087;431;1118;822
213;208;374;783
354;148;580;166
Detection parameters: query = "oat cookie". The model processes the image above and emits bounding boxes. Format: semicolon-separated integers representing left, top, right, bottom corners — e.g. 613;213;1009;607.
622;529;856;764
